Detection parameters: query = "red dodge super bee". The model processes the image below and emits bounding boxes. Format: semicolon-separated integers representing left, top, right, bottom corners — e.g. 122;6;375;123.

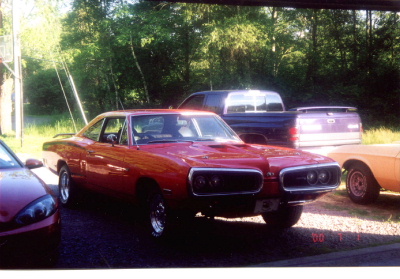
43;109;341;238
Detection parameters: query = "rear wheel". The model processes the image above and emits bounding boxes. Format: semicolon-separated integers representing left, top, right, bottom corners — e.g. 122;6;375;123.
262;205;303;229
346;163;380;204
59;165;80;207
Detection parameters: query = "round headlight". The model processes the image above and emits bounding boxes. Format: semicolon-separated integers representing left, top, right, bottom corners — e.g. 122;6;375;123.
307;170;318;185
318;170;331;184
193;175;207;191
210;175;223;188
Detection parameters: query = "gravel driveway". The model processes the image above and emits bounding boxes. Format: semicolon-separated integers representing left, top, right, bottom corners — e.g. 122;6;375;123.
30;167;400;268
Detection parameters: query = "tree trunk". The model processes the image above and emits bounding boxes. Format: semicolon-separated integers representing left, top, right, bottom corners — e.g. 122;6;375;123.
130;36;150;104
0;0;12;135
0;77;13;134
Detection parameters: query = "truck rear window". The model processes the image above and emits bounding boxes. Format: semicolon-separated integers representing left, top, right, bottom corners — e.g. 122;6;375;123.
226;93;284;113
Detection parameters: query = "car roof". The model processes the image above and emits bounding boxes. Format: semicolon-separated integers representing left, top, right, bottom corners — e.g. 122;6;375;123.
189;90;280;96
99;109;216;118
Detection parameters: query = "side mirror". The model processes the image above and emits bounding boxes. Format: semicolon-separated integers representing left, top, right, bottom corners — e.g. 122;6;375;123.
25;158;43;169
107;134;118;146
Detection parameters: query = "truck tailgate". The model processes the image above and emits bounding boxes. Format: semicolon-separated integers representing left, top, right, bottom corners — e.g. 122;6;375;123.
297;112;362;147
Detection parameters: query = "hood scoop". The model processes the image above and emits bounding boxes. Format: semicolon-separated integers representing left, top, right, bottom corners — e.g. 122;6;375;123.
208;144;227;149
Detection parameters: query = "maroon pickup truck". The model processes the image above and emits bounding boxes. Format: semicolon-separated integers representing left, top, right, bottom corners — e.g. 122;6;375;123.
178;90;362;150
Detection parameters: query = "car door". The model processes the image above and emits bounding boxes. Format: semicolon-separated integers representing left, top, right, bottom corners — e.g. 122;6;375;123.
85;117;133;196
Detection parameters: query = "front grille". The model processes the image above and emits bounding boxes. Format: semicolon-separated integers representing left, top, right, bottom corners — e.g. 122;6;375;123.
189;168;263;196
280;162;341;192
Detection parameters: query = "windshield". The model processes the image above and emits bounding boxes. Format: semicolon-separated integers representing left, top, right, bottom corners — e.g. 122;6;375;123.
131;114;241;144
0;143;22;169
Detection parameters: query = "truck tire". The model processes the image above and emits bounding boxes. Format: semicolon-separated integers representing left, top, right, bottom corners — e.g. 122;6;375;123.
261;205;303;229
346;162;380;204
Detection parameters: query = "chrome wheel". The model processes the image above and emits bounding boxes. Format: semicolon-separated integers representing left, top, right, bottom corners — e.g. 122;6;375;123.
346;163;380;204
347;170;367;197
58;165;79;207
59;170;70;204
149;193;167;237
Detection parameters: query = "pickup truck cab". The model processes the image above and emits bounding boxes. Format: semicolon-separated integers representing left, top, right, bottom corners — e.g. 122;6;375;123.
178;90;362;150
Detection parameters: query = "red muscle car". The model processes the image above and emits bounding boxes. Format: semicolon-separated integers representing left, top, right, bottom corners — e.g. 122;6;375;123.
0;140;61;268
43;109;341;238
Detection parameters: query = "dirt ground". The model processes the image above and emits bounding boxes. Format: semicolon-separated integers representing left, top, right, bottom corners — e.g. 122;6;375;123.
312;185;400;222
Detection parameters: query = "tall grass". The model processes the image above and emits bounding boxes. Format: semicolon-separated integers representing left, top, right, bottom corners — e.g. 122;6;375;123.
0;116;84;160
362;127;400;145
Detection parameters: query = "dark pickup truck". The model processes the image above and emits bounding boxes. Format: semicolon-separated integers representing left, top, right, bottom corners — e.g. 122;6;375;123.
178;90;362;149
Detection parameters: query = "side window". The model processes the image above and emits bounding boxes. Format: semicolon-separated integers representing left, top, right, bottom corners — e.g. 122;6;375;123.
83;120;104;141
179;95;205;110
102;118;125;143
204;94;223;114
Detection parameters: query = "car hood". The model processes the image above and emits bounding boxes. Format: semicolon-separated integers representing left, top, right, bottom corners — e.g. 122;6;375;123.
0;168;50;223
144;141;333;174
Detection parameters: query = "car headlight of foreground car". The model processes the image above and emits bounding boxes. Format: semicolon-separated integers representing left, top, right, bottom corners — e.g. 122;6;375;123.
14;195;58;226
280;162;341;192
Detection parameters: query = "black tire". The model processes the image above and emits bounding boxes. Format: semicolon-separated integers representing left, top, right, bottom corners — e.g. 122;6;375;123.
346;163;380;204
58;165;80;207
146;190;171;239
261;205;303;229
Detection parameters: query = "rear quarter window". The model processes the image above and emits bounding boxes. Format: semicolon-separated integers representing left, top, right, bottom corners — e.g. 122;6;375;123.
179;95;205;110
83;120;104;141
204;94;223;114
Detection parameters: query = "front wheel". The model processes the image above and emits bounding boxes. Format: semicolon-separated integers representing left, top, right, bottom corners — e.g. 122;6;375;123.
346;163;380;204
59;165;80;207
262;205;303;229
147;190;170;239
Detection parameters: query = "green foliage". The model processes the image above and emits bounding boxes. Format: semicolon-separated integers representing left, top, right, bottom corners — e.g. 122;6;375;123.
6;1;400;128
24;69;73;115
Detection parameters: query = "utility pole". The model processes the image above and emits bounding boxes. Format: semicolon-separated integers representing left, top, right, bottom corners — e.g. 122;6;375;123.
12;0;23;141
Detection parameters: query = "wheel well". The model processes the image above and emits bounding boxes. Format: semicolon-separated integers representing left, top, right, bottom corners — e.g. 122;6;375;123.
57;160;67;173
343;159;369;172
343;160;380;186
135;177;160;203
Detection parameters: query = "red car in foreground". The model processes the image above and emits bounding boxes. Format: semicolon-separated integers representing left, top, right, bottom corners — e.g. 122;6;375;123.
43;109;341;239
0;140;61;268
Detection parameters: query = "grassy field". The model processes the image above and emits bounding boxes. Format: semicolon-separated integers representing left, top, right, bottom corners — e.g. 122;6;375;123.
1;116;400;160
361;127;400;145
0;116;84;160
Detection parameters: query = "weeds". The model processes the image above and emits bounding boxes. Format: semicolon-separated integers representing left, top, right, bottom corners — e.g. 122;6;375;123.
362;127;400;145
0;116;84;159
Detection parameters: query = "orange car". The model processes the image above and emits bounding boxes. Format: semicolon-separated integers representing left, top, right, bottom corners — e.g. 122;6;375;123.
43;109;341;238
329;144;400;204
0;140;61;268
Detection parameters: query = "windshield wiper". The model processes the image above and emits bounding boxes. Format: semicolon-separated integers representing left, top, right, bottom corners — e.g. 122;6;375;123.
195;138;216;141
